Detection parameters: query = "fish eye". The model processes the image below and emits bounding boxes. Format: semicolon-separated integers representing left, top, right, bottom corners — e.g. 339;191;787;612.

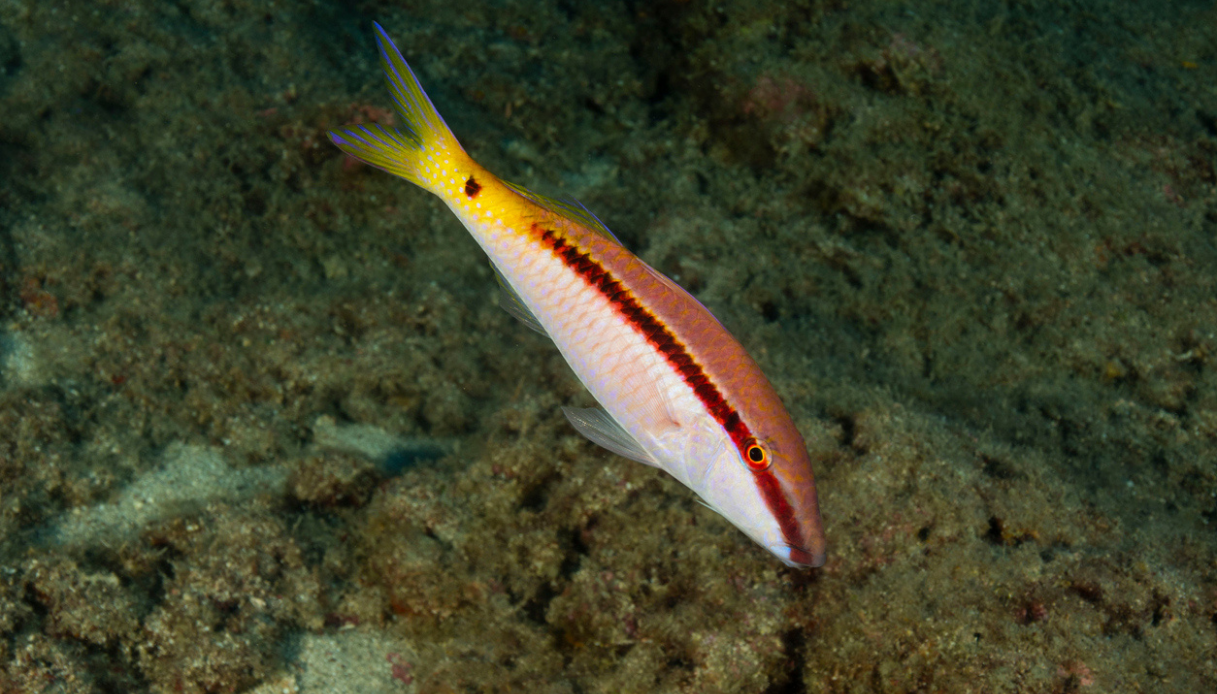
744;441;770;471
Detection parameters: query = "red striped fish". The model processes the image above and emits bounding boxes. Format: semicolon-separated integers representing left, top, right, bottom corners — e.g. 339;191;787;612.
329;24;826;567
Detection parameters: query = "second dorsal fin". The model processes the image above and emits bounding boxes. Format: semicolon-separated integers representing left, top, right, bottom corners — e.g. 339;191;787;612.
501;180;622;245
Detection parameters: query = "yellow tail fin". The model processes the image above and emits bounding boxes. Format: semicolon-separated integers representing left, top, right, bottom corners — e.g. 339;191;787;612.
328;23;467;194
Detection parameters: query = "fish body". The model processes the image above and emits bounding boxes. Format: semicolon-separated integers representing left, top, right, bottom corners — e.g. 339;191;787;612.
329;24;826;567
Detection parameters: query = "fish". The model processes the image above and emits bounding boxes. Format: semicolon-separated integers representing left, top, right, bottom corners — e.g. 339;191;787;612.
328;24;827;567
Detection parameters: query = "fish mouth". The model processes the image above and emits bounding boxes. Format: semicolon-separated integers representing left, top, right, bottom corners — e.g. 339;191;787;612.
769;543;826;568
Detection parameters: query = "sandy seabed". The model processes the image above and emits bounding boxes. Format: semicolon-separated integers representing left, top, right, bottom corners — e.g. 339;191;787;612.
0;0;1214;692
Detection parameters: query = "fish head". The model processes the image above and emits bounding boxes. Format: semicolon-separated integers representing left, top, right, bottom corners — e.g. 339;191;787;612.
686;414;826;568
736;417;827;569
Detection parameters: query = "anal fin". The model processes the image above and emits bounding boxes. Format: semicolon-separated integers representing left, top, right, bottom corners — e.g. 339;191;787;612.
491;262;548;336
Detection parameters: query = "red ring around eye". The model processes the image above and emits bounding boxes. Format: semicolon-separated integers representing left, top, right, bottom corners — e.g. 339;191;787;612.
744;441;769;471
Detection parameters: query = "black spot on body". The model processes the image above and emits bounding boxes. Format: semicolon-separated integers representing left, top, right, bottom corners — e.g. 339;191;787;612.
464;175;481;198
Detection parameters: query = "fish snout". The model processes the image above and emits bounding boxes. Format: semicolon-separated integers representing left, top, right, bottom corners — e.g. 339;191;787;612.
769;541;827;568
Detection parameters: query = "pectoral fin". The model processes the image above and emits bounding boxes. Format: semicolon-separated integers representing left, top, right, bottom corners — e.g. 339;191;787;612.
562;406;659;467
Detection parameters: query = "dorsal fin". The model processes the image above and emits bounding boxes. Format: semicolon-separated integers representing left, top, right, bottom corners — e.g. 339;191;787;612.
501;180;622;245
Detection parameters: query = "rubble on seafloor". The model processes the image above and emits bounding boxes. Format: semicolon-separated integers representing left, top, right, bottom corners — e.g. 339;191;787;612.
0;0;1215;692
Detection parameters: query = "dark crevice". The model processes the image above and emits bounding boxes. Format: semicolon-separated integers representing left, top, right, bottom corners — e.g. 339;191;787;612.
980;454;1027;481
1198;110;1217;138
762;628;808;694
832;414;861;453
519;471;559;511
559;526;587;581
521;583;555;626
983;516;1006;546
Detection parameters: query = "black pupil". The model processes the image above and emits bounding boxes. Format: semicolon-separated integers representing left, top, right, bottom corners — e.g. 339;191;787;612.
748;446;764;462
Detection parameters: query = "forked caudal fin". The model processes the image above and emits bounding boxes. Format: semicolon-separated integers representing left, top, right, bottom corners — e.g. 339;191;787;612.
327;23;467;194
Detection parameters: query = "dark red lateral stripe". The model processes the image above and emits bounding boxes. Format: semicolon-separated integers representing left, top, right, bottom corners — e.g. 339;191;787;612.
531;224;805;553
531;225;748;444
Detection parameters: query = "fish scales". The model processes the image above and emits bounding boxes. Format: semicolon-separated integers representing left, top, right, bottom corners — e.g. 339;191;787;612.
329;24;826;567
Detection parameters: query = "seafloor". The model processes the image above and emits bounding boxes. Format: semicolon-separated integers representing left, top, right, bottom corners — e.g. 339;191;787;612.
0;0;1214;692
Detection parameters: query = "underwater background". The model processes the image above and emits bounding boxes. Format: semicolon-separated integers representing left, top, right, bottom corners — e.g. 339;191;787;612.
1;0;1215;692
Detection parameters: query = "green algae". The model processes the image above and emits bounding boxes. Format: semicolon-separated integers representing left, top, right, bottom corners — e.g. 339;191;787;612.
0;0;1215;692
